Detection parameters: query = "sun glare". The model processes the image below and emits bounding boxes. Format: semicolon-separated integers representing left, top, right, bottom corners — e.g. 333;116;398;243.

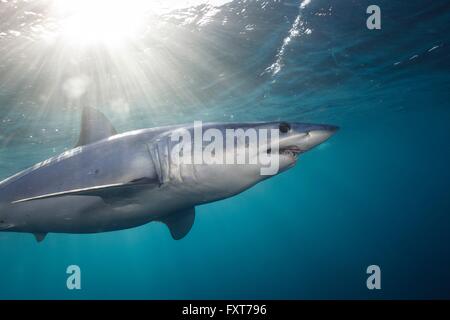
0;0;234;120
54;0;154;47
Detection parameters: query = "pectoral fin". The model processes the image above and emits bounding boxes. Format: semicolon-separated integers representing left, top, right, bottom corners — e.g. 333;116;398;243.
11;179;158;204
160;207;195;240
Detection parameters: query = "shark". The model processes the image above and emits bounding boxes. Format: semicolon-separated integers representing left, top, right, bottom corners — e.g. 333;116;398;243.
0;108;338;242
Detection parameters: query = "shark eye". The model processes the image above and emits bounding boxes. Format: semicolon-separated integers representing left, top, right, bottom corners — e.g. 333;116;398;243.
279;122;291;133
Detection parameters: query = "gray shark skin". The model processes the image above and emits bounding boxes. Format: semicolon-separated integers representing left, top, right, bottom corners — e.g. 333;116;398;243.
0;108;338;242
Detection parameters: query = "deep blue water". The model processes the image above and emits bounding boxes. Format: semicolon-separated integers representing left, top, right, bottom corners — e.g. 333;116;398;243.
0;0;450;299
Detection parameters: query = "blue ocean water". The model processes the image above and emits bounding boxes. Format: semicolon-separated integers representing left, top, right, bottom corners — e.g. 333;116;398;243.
0;0;449;299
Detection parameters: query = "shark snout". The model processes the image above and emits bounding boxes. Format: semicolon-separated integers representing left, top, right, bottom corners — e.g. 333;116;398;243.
305;125;339;148
289;123;339;152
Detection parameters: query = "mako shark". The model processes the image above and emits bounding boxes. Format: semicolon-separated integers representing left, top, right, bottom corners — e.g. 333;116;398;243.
0;108;338;242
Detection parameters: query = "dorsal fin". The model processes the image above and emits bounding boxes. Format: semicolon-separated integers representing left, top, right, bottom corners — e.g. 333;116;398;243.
159;207;195;240
76;107;117;147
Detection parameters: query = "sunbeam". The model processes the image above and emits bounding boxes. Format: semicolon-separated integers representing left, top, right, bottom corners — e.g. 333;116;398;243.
54;0;154;47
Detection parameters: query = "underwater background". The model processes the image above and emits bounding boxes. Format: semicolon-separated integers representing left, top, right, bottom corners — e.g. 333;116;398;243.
0;0;449;299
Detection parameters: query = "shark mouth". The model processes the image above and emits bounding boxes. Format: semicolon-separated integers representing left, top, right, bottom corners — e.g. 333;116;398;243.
267;146;303;159
280;146;303;159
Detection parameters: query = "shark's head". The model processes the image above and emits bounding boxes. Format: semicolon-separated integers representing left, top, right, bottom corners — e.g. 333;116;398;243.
266;122;339;172
154;121;338;205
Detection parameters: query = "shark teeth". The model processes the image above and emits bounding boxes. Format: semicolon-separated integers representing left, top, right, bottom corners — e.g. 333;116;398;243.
266;145;302;159
279;146;302;159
